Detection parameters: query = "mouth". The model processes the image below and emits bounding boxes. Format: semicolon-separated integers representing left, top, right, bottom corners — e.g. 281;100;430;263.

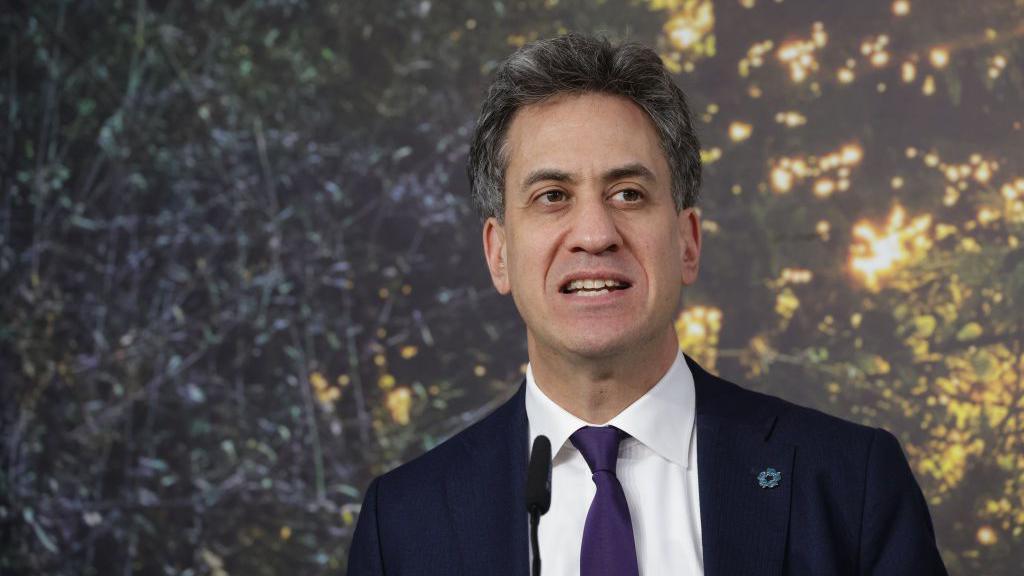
559;278;632;296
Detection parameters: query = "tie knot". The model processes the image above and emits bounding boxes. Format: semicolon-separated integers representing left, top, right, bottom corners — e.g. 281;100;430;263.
570;426;626;474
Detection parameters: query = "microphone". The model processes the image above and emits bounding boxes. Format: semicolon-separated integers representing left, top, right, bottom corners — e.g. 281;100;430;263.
526;435;551;576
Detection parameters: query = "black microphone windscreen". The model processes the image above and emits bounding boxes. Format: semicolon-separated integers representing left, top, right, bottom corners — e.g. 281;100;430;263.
526;435;552;515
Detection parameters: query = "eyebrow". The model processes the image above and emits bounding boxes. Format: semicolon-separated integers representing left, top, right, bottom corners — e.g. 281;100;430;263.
520;168;577;194
518;162;657;195
603;162;656;184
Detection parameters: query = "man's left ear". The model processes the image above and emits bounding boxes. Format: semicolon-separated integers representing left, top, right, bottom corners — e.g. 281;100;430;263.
483;217;512;295
678;207;701;285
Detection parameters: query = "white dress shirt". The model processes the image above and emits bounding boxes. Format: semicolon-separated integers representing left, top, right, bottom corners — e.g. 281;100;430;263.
525;350;704;576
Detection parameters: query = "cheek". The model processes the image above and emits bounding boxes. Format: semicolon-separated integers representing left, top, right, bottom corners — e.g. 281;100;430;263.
641;228;684;287
511;228;556;275
506;235;544;287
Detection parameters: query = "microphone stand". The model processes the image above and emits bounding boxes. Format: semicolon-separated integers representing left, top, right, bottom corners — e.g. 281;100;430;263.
529;507;542;576
526;435;551;576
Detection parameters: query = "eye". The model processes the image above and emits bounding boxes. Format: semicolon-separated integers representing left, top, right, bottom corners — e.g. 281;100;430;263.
538;189;567;204
612;188;643;203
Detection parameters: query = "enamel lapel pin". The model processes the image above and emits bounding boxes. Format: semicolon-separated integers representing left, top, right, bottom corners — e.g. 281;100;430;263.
758;467;782;489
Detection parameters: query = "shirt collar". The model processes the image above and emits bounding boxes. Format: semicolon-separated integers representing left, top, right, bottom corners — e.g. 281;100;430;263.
525;350;696;469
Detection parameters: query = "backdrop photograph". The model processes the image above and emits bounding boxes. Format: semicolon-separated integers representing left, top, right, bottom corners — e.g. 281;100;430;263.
2;0;1023;574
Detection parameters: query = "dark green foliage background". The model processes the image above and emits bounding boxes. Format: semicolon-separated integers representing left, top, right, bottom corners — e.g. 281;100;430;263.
1;0;1022;574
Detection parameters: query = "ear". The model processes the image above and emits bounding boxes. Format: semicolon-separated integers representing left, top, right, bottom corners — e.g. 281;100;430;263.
678;207;702;286
483;217;511;295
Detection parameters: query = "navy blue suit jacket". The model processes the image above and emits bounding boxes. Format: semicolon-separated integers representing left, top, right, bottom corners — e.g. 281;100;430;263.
347;354;947;575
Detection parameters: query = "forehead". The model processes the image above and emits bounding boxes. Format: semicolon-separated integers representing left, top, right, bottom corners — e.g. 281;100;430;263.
503;92;669;184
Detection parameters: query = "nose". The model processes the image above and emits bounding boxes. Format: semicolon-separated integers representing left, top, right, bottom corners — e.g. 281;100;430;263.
566;194;622;255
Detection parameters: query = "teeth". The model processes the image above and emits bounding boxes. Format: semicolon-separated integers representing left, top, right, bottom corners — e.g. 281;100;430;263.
565;278;626;292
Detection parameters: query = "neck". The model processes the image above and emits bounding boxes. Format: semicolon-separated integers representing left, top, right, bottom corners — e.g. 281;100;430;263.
527;328;679;424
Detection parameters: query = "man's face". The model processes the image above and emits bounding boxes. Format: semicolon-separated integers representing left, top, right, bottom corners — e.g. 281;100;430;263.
483;92;701;362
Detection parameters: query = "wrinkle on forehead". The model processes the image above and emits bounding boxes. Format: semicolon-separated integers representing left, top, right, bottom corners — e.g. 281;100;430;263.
503;92;669;199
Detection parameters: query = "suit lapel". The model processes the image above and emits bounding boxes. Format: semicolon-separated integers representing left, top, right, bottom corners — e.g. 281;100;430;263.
444;360;794;576
446;382;531;576
689;355;794;576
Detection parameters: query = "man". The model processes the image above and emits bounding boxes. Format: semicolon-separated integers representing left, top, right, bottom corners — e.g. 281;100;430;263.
347;33;947;575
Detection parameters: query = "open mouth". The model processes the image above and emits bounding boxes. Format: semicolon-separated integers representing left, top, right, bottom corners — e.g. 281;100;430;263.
559;278;632;296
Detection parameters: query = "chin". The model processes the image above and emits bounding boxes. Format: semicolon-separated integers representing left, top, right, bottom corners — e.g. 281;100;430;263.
560;331;640;360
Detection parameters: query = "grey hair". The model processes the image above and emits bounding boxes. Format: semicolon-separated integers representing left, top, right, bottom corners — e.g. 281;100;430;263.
467;33;702;221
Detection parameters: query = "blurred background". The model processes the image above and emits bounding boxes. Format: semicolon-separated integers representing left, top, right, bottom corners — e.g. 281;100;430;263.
2;0;1023;574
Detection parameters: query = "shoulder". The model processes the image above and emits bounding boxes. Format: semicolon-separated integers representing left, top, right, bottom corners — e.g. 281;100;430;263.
373;382;525;495
691;357;903;484
700;366;947;569
765;387;879;450
761;386;904;484
691;355;880;450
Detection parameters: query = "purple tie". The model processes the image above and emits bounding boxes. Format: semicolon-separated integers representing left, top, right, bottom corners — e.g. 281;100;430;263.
570;426;640;576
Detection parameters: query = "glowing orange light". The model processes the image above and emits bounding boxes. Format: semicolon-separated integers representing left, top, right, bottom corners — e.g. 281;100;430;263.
892;0;910;15
929;48;950;68
1003;180;1024;200
664;2;714;51
791;159;809;176
675;305;723;370
775;111;807;127
780;267;813;284
944;186;960;206
988;54;1007;79
978;207;1000;225
386;386;413;425
814;179;836;197
729;121;753;142
816;220;831;240
841;144;863;165
771;167;794;193
901;61;917;83
701;147;723;164
850;205;933;290
974;163;992;183
776;23;827;83
922;75;936;95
